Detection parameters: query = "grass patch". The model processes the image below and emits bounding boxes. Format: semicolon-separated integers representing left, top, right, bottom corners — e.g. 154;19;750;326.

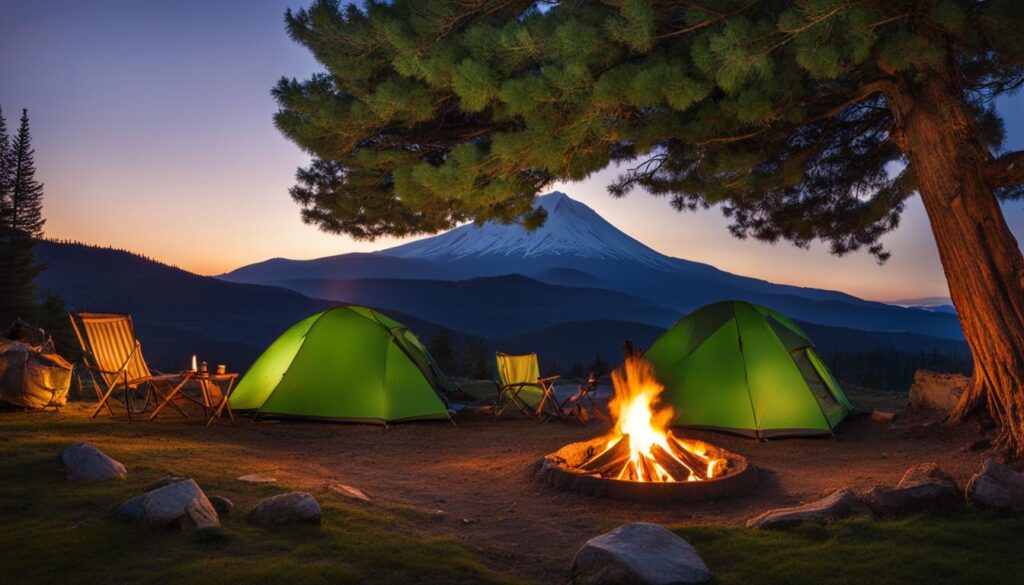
677;512;1024;585
3;409;1024;584
0;411;528;585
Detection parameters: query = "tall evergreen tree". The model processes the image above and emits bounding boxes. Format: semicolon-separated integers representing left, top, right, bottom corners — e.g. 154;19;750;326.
461;337;491;380
427;327;459;375
274;0;1024;454
9;108;44;238
0;108;45;326
0;106;11;223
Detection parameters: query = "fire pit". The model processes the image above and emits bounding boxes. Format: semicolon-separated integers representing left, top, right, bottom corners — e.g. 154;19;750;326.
537;354;756;502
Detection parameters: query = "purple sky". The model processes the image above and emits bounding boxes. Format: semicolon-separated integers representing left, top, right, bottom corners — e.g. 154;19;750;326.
3;0;1023;301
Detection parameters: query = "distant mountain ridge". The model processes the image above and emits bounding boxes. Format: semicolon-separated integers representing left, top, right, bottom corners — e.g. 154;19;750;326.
223;191;963;340
268;274;681;337
34;240;968;391
33;241;452;371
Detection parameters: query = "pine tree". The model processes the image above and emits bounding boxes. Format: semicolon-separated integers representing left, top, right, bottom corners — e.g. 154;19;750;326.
0;108;45;327
427;327;458;375
0;106;10;225
274;0;1024;454
9;108;44;238
461;337;491;380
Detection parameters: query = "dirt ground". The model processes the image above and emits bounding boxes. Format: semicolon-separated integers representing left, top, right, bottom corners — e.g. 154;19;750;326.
24;388;1001;584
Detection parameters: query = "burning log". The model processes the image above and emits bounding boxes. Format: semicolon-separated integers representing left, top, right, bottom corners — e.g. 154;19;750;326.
579;435;632;476
567;354;736;484
637;451;663;482
667;438;713;476
650;443;698;482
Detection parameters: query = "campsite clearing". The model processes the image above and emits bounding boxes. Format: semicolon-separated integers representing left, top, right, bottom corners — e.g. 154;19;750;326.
1;397;1021;585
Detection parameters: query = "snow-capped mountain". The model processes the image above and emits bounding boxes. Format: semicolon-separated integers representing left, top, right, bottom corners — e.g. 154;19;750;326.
221;191;965;340
382;192;675;269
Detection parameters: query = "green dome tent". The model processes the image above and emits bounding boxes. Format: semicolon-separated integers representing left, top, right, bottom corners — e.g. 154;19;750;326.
229;306;451;424
644;301;853;438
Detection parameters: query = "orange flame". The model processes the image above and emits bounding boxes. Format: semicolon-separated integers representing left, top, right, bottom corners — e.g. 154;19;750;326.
590;355;726;483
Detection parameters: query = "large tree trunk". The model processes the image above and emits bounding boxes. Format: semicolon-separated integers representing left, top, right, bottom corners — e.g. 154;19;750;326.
896;70;1024;456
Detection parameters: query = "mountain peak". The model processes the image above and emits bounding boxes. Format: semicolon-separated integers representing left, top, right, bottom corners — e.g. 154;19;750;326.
537;190;569;204
376;191;675;267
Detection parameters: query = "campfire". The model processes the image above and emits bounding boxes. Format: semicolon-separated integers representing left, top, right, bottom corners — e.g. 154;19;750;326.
580;355;727;483
537;352;754;502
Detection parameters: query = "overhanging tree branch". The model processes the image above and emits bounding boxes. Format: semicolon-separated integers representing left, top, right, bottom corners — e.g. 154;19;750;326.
987;150;1024;187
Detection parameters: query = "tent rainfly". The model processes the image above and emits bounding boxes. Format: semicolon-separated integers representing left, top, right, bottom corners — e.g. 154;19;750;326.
229;306;451;424
644;300;854;438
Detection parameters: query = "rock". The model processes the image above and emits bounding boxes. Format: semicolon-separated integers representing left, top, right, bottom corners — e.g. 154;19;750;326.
116;479;220;530
864;464;960;516
966;458;1024;515
144;475;187;492
327;483;370;502
209;495;234;515
245;492;321;526
59;443;127;482
871;410;896;423
908;370;968;413
746;489;861;530
899;462;953;486
236;474;277;484
570;522;711;585
184;498;220;530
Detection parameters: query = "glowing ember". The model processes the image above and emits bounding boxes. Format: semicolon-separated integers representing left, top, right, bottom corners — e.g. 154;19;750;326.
582;354;727;483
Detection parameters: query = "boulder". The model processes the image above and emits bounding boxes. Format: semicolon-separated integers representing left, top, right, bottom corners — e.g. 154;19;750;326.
570;522;711;585
144;475;187;492
59;443;126;482
746;489;861;530
908;370;968;413
116;479;220;530
863;463;961;516
966;458;1024;515
245;492;321;526
209;495;234;515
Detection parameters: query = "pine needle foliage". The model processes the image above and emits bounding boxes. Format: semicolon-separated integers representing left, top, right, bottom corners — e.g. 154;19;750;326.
274;0;1024;260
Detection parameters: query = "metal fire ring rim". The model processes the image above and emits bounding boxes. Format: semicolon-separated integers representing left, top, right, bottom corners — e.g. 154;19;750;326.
536;436;758;503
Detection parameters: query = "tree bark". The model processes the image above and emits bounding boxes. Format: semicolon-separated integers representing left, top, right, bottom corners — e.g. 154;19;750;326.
894;69;1024;456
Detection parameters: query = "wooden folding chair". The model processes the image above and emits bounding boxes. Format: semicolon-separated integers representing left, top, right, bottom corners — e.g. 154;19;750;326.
560;371;608;424
69;313;192;421
494;352;563;421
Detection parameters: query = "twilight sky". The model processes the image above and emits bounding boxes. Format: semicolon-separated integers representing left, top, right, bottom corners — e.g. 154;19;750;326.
3;0;1024;302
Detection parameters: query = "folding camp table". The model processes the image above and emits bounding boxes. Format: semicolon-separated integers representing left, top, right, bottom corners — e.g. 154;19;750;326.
198;372;238;426
148;371;237;424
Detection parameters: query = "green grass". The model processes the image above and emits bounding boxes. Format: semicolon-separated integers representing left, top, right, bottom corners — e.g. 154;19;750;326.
0;412;528;585
2;410;1023;585
676;513;1024;585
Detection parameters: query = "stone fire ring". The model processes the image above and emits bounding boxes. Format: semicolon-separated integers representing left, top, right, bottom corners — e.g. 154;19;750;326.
536;436;757;503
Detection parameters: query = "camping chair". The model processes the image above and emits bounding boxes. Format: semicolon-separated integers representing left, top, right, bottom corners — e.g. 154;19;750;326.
559;371;607;424
69;313;192;421
494;352;563;421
